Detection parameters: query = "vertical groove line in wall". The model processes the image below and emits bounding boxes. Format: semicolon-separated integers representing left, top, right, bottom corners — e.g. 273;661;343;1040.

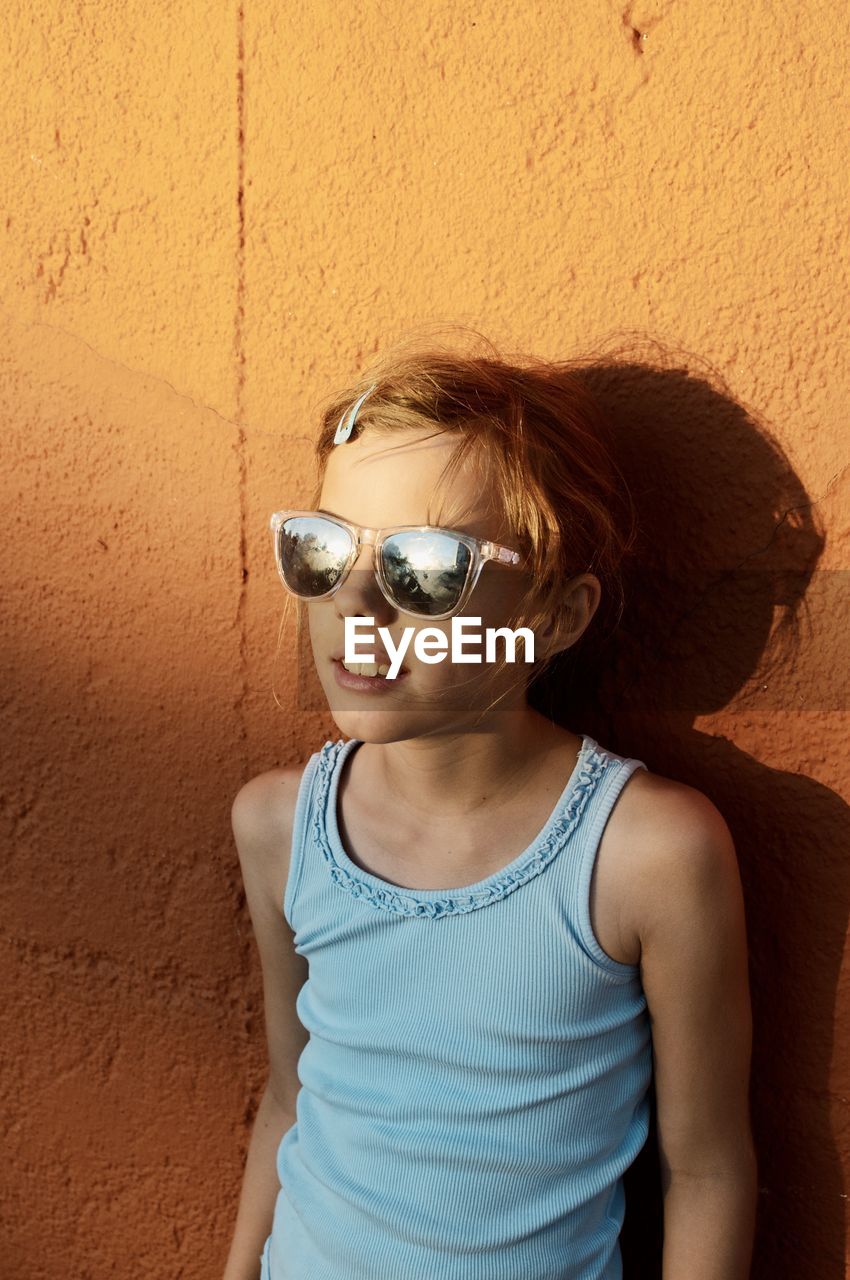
234;0;250;766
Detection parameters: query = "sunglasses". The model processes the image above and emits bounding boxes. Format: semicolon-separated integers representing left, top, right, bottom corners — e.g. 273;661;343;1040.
269;509;525;620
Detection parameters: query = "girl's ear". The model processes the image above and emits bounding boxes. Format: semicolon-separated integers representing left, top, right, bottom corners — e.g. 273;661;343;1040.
536;607;571;661
537;576;601;659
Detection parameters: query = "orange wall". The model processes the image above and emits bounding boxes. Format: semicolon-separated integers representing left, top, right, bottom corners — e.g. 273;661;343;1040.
2;3;847;1276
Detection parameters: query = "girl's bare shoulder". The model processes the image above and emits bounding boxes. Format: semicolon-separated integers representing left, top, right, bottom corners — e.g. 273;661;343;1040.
604;760;739;952
232;763;306;845
612;761;732;851
230;762;311;913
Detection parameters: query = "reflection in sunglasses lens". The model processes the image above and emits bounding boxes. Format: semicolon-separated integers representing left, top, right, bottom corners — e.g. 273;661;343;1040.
280;517;352;596
381;531;470;617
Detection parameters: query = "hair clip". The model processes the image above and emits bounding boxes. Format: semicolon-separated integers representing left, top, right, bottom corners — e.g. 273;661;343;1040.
333;382;379;445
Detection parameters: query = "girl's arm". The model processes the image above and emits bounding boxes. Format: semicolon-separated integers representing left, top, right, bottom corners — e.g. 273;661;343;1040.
627;781;758;1278
222;769;311;1280
222;1086;297;1280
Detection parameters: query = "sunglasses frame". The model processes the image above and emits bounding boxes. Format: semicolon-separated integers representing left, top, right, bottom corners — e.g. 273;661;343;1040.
269;508;525;621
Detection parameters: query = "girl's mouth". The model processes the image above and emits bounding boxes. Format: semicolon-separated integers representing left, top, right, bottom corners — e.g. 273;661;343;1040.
331;656;411;693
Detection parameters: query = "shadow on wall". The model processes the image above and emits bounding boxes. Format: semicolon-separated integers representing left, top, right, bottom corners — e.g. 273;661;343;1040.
526;337;847;1280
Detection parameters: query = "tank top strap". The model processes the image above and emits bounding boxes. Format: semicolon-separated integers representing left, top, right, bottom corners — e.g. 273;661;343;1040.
558;739;648;977
282;742;329;928
578;741;649;845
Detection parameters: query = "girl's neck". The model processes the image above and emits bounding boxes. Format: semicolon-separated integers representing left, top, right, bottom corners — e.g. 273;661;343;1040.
359;708;582;828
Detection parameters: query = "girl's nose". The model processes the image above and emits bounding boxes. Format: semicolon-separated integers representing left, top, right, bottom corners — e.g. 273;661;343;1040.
334;542;396;623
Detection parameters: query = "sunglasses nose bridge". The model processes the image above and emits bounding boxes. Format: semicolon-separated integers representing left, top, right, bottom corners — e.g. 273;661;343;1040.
335;533;392;613
346;531;377;578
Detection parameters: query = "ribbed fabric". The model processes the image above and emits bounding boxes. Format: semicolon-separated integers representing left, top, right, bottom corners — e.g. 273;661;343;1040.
260;732;652;1280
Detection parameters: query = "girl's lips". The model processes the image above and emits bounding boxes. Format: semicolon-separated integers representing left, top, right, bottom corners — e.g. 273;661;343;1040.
331;656;411;693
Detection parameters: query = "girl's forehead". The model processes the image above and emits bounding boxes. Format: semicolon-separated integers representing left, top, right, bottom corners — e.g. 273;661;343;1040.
320;429;497;531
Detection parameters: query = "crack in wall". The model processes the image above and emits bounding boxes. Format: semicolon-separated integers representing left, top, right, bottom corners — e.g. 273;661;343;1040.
234;0;251;778
621;5;644;54
620;4;667;62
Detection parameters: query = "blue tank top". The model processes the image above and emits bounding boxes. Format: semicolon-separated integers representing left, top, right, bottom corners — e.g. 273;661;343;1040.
260;732;652;1280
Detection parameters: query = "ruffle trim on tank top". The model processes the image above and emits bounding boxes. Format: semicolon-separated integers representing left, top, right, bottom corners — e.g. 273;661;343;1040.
311;735;612;918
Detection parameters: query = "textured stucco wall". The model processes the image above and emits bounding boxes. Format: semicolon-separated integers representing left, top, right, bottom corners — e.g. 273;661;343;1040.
2;2;848;1277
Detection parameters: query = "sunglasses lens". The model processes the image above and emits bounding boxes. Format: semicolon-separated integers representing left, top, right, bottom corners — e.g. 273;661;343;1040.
381;530;471;617
278;516;353;596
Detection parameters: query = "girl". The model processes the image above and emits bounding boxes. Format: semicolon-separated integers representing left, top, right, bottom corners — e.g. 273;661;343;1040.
223;335;757;1280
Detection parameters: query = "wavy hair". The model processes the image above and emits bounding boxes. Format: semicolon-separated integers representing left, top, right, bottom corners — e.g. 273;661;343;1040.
293;326;639;722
